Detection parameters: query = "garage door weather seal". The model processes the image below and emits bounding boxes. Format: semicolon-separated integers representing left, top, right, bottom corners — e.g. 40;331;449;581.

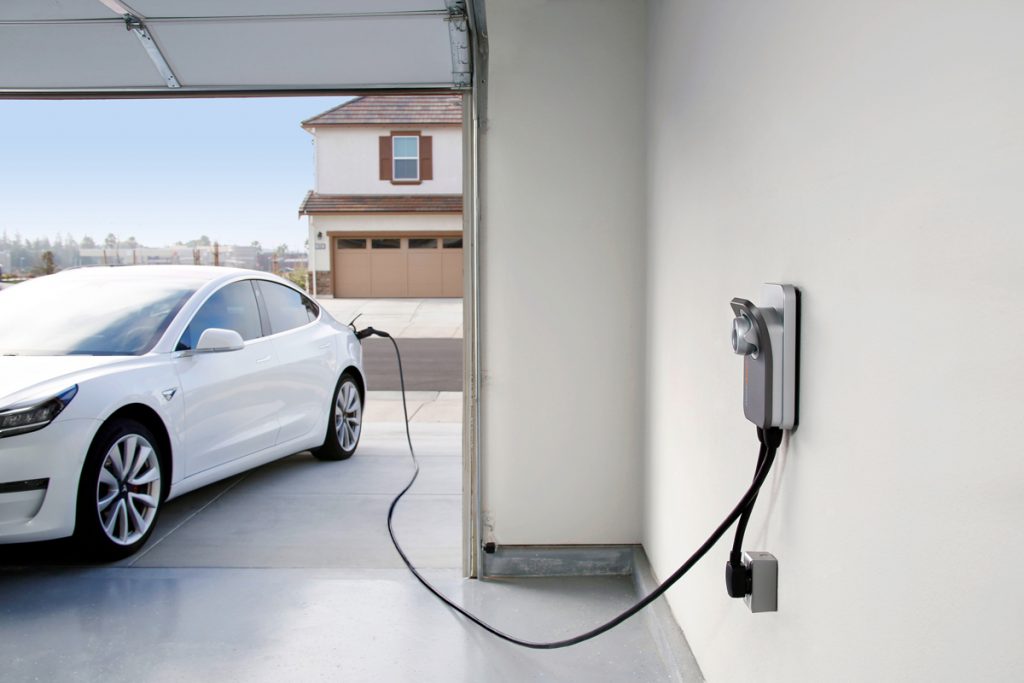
355;325;782;649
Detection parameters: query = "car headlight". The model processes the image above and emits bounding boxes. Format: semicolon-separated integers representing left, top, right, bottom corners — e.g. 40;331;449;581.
0;385;78;439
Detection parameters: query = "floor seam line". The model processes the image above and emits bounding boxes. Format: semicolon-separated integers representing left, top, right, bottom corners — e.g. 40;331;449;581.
127;472;252;567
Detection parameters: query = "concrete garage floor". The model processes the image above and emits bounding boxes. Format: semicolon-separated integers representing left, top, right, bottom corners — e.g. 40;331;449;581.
0;416;697;682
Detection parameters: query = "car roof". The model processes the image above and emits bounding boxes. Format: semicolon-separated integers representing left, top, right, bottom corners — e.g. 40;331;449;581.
50;265;278;288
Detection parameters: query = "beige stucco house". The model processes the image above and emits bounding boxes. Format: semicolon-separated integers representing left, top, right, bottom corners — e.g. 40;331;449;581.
300;95;463;298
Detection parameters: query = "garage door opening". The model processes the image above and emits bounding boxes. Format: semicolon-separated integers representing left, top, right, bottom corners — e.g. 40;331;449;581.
0;93;471;575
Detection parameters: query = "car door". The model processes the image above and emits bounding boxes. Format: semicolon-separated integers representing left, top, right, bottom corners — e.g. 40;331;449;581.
254;280;336;444
174;280;281;476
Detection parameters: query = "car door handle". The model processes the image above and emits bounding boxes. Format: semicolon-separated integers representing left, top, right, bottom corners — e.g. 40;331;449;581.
255;355;272;364
318;342;331;349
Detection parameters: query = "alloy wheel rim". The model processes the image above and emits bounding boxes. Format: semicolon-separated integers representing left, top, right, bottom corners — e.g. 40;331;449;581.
96;434;161;546
335;381;362;451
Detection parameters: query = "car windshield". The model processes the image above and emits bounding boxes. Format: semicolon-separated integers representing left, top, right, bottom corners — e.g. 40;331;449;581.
0;273;199;356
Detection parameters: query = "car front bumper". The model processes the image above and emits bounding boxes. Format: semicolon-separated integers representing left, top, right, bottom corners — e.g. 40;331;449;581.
0;418;99;543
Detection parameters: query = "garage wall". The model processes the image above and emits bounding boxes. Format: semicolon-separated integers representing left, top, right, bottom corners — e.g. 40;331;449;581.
480;0;647;544
308;213;462;271
312;125;462;195
643;1;1024;680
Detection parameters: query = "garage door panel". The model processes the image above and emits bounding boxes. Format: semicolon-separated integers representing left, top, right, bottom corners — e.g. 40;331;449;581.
0;2;463;94
442;249;463;297
371;250;407;297
409;251;444;297
336;252;372;297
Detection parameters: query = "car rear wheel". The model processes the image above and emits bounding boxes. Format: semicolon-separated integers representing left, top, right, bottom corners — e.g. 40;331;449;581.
312;371;362;461
74;419;164;561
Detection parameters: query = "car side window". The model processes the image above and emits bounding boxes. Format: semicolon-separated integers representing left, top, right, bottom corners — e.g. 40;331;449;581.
176;281;262;351
256;281;319;335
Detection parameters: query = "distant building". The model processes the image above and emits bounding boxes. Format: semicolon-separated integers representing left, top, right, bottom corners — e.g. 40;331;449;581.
79;247;188;266
222;245;259;269
76;245;269;270
299;95;464;298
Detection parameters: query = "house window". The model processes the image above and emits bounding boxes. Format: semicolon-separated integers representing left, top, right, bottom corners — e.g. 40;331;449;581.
392;136;419;181
379;131;432;184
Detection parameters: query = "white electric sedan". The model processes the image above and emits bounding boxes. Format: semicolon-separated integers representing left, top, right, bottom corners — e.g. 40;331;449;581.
0;266;365;559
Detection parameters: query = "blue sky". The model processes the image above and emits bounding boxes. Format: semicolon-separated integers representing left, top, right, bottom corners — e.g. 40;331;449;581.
0;96;353;251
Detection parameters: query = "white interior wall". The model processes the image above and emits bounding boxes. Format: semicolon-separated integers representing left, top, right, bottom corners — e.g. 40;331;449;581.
480;0;647;544
644;1;1024;680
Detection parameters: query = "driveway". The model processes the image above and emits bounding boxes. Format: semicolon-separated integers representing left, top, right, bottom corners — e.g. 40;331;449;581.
362;337;462;391
318;298;464;392
317;297;463;339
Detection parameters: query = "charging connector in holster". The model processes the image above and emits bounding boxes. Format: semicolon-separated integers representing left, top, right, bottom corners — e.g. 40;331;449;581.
725;550;752;598
355;326;389;341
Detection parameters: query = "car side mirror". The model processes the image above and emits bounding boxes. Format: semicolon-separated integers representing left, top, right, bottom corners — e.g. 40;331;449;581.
195;328;245;353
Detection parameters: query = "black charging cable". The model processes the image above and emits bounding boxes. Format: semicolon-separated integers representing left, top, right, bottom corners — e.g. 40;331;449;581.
357;326;783;649
725;427;782;598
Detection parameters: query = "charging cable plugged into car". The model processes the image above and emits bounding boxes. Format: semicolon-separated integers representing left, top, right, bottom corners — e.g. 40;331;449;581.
353;283;800;648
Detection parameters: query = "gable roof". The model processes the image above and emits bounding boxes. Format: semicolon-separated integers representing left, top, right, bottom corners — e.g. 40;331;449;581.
302;95;463;127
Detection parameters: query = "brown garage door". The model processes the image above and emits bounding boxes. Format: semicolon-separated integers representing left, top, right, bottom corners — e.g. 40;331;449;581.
333;236;463;298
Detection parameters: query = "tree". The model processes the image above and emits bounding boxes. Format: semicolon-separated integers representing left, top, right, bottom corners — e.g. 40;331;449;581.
104;233;117;249
40;251;55;275
81;235;96;249
125;236;139;249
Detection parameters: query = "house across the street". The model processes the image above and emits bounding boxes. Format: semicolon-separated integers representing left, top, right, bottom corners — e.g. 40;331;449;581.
300;95;463;298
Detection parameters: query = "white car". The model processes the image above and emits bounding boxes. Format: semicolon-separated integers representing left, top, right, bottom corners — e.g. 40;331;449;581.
0;266;365;559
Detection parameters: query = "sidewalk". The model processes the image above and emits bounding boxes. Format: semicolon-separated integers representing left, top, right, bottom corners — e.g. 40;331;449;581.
364;390;462;424
318;298;463;339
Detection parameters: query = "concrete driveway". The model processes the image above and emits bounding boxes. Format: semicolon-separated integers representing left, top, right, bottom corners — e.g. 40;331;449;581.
317;298;463;339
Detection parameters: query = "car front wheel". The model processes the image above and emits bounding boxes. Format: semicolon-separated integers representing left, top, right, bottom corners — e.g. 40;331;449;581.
312;371;362;461
74;418;164;561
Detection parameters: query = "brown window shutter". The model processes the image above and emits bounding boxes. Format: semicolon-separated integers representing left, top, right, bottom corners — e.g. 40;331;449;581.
379;135;392;181
419;135;433;181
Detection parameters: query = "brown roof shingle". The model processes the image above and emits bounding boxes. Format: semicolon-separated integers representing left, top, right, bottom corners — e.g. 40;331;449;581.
302;95;463;127
299;193;463;215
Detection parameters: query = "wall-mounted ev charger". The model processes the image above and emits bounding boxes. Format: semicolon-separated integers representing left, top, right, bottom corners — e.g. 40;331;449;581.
726;283;801;613
730;283;800;430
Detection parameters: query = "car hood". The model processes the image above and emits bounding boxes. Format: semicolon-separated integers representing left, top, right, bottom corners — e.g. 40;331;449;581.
0;355;132;408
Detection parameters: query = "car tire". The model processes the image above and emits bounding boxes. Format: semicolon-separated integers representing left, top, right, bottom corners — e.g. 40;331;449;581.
74;418;165;561
312;371;362;462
